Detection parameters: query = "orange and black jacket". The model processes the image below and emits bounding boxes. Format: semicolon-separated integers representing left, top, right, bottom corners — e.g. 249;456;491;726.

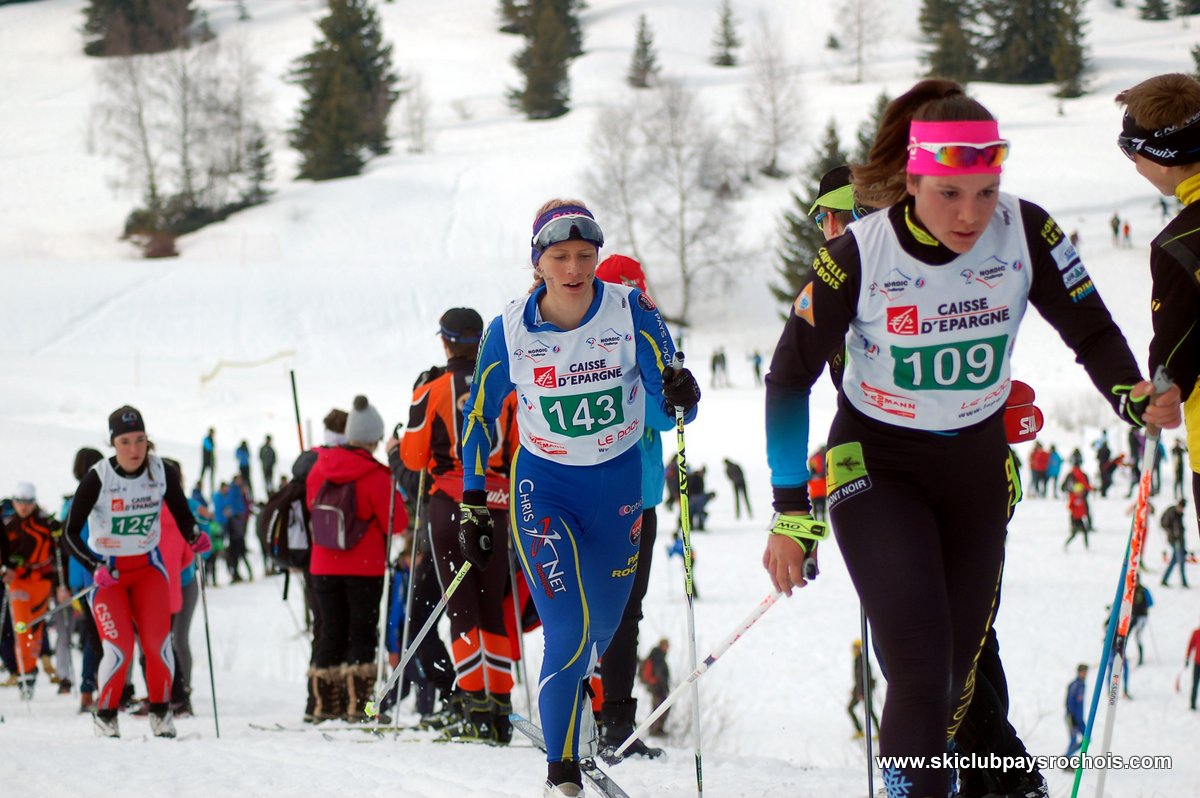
2;508;63;585
401;355;518;503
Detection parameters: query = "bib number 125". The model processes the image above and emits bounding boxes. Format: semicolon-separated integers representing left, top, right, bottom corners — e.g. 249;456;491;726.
890;335;1007;391
541;388;624;437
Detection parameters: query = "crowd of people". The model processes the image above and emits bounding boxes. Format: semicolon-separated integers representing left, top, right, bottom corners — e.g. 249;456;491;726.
4;71;1200;798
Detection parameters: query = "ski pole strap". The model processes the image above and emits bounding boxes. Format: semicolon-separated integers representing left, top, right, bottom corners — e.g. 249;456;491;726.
768;513;828;552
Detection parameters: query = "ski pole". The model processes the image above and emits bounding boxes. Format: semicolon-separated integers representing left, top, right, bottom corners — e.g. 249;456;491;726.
365;560;472;719
376;424;403;690
1090;367;1171;798
290;369;305;451
615;591;782;760
12;585;93;634
1069;538;1129;798
509;531;534;716
398;469;426;706
861;606;876;796
670;352;703;798
195;555;220;738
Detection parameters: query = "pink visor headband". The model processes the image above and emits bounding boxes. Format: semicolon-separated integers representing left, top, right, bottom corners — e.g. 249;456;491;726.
907;120;1006;176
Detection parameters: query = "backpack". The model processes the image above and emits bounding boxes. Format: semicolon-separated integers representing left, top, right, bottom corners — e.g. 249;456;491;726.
258;479;310;569
638;657;655;686
310;479;371;551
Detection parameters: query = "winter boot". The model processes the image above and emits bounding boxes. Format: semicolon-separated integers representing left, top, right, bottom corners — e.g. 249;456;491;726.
544;760;584;797
17;673;36;701
58;678;72;695
443;689;494;742
490;692;513;745
94;708;120;738
79;691;95;714
149;704;177;738
599;698;663;764
312;665;348;722
345;662;383;723
304;667;319;723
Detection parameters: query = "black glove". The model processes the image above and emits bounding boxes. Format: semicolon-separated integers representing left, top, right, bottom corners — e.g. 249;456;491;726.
661;365;701;413
458;490;493;570
1113;385;1149;428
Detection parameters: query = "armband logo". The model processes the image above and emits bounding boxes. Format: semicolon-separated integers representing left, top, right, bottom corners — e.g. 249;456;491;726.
637;293;657;311
794;283;815;326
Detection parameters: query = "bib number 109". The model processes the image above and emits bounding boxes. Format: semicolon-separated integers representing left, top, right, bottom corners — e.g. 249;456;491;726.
541;388;624;438
891;335;1007;391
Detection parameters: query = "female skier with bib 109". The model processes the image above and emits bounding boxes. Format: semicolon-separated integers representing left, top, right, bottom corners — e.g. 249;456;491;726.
458;200;700;797
65;406;211;738
761;80;1181;798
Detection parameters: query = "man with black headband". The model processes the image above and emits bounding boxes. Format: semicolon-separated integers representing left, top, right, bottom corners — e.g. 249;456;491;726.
1117;73;1200;546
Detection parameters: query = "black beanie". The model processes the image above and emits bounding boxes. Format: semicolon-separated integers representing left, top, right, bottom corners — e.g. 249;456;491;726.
108;405;146;442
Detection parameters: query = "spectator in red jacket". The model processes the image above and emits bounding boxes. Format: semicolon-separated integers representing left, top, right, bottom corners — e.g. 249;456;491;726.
1029;442;1051;497
305;395;407;722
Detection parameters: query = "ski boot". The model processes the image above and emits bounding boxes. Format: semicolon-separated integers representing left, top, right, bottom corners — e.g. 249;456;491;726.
171;688;194;718
79;691;95;714
599;698;663;764
543;761;584;798
58;678;72;695
441;690;494;742
94;709;120;738
17;673;36;701
490;692;513;745
419;690;464;731
149;704;176;738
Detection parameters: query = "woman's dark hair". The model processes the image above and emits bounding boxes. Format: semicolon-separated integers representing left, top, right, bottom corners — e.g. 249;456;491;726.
852;79;995;208
73;447;104;481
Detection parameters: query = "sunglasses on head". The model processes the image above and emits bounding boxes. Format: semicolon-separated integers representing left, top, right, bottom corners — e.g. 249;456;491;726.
13;498;34;504
531;214;605;252
813;208;863;229
910;140;1010;168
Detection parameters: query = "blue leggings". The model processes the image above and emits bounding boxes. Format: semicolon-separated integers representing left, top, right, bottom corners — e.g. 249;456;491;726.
510;446;642;762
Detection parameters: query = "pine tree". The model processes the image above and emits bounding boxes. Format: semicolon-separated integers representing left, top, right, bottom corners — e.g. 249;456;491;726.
771;120;848;315
1141;0;1171;18
498;0;529;34
918;0;977;82
711;0;742;67
289;0;399;181
1179;0;1200;15
242;126;274;206
510;0;572;119
554;0;585;58
853;92;890;167
976;0;1064;84
1192;44;1200;80
82;0;197;56
627;15;660;89
1052;0;1088;97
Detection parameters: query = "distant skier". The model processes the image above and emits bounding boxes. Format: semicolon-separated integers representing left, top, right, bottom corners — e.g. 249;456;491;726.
723;457;752;520
639;639;671;736
259;435;277;493
1064;664;1088;758
847;639;878;739
236;440;253;498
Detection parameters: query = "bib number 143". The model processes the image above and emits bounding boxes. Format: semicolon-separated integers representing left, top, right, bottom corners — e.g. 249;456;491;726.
541;388;624;437
890;335;1007;391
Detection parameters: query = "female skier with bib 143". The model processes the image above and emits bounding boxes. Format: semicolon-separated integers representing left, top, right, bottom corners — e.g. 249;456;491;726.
65;406;211;738
458;200;700;797
761;80;1181;798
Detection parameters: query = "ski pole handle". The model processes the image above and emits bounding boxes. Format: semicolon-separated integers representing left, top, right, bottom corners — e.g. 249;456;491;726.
613;591;782;759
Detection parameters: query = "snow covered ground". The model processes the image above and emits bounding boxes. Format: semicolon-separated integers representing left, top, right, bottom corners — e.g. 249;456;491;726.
1;0;1198;795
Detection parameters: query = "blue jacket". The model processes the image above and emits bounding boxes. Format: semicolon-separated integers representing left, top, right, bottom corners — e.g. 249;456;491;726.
212;489;233;525
641;402;675;507
236;445;251;468
1048;450;1063;478
228;484;247;517
61;496;94;591
1066;676;1086;727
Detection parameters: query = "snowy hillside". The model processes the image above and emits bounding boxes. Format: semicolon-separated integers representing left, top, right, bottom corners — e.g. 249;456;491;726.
1;1;1199;796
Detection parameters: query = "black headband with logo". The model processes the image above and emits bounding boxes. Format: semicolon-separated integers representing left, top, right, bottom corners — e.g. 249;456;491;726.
1119;109;1200;166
